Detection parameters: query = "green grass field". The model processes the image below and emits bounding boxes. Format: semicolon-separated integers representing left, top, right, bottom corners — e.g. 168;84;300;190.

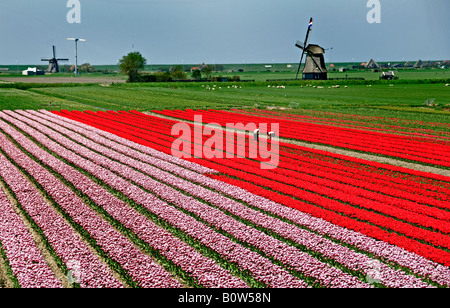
1;67;449;131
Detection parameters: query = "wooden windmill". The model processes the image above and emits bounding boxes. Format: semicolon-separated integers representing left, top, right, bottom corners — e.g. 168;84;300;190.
41;46;69;73
295;18;328;80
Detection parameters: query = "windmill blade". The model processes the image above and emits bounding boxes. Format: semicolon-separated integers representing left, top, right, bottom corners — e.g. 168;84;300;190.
53;45;56;58
295;40;305;50
295;49;306;80
295;18;313;80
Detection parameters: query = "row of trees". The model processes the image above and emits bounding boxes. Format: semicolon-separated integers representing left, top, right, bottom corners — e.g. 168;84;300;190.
118;51;230;83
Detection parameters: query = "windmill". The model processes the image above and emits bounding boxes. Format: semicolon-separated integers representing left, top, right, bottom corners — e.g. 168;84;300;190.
41;45;69;73
295;18;328;80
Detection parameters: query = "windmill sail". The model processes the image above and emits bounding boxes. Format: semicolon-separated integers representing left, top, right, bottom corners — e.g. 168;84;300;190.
295;18;313;80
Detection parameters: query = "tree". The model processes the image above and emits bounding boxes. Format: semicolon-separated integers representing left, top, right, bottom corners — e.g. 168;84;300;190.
169;66;187;80
79;63;95;73
201;64;213;80
119;51;147;82
192;69;202;79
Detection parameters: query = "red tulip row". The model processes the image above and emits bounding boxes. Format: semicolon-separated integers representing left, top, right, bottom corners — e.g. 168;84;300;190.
153;109;450;167
39;109;450;287
51;109;450;284
23;109;437;288
2;111;310;288
60;109;450;202
231;109;450;142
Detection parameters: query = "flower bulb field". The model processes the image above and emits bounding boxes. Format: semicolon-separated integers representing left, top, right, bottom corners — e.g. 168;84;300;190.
0;103;450;288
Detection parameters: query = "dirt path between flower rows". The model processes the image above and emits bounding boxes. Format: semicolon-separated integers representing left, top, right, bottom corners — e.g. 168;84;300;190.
144;112;450;178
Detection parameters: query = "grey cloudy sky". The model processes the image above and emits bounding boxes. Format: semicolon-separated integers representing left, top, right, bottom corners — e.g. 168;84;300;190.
0;0;448;65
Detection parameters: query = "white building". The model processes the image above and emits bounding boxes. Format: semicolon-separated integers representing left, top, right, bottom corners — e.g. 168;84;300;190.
22;67;45;76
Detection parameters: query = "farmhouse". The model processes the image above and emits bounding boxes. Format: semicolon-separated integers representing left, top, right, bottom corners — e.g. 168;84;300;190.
365;59;380;69
22;67;45;76
413;60;423;68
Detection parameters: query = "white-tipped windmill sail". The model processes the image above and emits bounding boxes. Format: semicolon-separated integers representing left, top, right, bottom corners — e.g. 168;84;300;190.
67;38;86;75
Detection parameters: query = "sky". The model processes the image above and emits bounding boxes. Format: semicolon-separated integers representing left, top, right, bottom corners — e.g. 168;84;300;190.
0;0;449;66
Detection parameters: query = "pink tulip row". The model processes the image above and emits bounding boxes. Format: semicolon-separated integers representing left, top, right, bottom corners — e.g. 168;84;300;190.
33;109;446;288
0;181;62;288
35;109;450;288
1;112;249;289
0;114;183;288
7;110;441;288
0;111;307;288
0;133;123;288
7;110;372;288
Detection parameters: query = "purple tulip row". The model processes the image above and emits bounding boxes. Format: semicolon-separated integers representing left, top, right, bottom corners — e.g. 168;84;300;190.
1;110;310;288
34;109;450;288
20;110;440;288
0;182;62;288
0;115;184;288
0;112;249;289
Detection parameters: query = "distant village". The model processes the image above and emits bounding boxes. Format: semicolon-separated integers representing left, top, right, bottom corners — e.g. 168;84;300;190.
362;59;449;70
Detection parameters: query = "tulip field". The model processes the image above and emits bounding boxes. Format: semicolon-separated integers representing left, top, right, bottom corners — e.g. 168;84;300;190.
0;108;449;288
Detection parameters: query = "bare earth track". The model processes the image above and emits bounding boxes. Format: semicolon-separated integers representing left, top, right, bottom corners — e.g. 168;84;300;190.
0;76;126;84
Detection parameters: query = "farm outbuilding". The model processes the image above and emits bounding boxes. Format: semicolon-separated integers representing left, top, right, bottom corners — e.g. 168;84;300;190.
22;67;45;76
380;71;398;80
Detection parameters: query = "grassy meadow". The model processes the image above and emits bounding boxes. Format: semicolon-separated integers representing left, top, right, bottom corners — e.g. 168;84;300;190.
1;66;449;130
